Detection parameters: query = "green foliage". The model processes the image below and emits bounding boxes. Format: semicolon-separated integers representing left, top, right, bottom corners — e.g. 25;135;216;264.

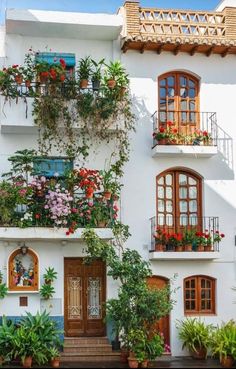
39;284;55;300
43;267;58;284
176;318;213;356
0;284;8;299
12;326;47;364
0;317;16;361
2;149;36;182
77;56;92;80
126;329;164;362
91;58;105;81
47;346;60;360
211;321;236;360
20;311;62;349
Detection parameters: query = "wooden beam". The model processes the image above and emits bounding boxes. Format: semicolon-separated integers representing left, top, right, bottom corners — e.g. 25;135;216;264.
190;45;199;56
122;42;129;53
221;47;230;57
157;44;164;54
206;46;214;57
173;45;181;55
140;41;152;54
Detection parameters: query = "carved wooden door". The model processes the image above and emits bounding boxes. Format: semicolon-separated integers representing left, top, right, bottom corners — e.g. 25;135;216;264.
64;258;106;337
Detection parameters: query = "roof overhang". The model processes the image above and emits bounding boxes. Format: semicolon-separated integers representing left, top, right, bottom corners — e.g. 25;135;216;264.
6;9;123;40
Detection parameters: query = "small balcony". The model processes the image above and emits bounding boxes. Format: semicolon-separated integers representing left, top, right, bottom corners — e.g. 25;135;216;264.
151;111;232;160
149;216;221;260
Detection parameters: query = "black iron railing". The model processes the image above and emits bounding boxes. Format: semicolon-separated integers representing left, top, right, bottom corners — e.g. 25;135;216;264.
150;215;220;252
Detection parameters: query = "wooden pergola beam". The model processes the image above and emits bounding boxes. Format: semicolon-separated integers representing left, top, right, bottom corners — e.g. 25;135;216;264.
221;47;230;57
206;46;214;57
157;44;164;54
173;45;181;55
190;45;199;56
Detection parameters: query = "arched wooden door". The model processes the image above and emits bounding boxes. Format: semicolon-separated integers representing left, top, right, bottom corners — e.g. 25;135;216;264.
158;72;200;135
147;276;170;348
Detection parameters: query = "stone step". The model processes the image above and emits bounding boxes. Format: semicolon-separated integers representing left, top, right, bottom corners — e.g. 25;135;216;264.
61;352;121;362
63;344;112;353
64;337;109;345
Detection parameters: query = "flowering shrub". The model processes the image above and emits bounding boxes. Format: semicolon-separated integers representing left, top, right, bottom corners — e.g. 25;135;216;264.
153;121;178;143
44;184;73;226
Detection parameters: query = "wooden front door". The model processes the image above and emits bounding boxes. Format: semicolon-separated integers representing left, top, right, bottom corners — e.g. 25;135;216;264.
64;258;106;337
147;276;170;348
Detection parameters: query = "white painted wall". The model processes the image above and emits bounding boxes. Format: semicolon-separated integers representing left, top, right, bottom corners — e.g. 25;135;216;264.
0;15;236;356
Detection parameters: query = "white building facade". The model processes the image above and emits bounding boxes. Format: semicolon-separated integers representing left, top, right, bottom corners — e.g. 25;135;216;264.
0;0;236;357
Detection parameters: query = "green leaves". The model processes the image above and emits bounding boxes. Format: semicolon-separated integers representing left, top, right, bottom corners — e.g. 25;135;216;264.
211;321;236;360
0;284;8;299
39;284;55;300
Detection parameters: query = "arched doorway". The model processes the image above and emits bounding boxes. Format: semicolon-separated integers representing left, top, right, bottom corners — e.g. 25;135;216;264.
147;276;170;349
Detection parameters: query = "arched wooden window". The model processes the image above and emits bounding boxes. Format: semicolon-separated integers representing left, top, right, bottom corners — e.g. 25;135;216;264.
156;169;202;232
158;72;200;134
184;275;216;315
9;248;39;291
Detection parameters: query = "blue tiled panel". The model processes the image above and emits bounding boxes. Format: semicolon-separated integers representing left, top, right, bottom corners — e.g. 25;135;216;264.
33;158;73;178
35;52;76;67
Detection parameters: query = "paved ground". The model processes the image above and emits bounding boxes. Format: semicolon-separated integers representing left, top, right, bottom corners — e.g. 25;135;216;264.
3;356;234;368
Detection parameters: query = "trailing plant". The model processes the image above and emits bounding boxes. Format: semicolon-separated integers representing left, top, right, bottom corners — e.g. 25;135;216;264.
176;318;213;358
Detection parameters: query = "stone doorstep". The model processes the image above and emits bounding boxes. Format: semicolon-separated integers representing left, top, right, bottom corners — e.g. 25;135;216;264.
63;344;113;353
64;337;109;345
61;352;121;362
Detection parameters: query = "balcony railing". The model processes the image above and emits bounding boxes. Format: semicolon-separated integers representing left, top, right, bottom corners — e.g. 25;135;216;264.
150;215;220;252
152;110;218;147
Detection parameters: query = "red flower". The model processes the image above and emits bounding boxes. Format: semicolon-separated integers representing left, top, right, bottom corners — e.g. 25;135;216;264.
60;74;66;82
220;233;225;238
50;68;57;80
173;128;178;134
66;231;70;236
12;64;19;68
203;131;208;136
159;127;165;133
41;71;49;77
60;58;66;69
35;214;40;219
167;121;174;126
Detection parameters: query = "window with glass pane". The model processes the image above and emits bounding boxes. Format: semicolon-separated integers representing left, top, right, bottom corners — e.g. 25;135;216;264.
184;276;216;315
158;72;199;133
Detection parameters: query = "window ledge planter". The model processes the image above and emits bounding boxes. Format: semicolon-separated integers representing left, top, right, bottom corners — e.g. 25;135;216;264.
152;144;218;158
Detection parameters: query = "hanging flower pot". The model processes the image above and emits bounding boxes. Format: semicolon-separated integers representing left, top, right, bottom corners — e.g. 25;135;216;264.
107;79;116;89
80;79;89;89
103;191;112;200
15;74;23;85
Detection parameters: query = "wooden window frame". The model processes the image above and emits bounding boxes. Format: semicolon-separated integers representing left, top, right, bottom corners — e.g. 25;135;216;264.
158;71;200;132
184;275;216;316
156;168;202;232
9;248;39;292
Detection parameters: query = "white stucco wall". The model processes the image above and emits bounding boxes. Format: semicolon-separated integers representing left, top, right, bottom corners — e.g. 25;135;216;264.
0;15;236;356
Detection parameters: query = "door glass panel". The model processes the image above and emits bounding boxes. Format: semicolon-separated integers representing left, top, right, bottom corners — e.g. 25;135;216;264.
160;101;167;111
188;177;197;185
190;112;196;123
180;201;188;212
160;88;166;98
180;214;188;225
87;277;102;319
160;78;166;86
167;76;174;86
166;214;173;226
189;200;197;212
167;100;174;110
189;100;196;111
189;88;196;98
181;100;187;110
158;177;164;185
158;200;165;212
166;200;173;212
189;186;197;199
180;88;188;98
179;187;187;199
189;79;195;88
168;88;174;97
166;187;172;199
160;112;166;122
179;174;187;185
158;214;165;226
166;174;172;185
158;186;164;198
167;112;174;122
68;277;82;320
181;112;187;123
180;76;187;86
189;214;198;225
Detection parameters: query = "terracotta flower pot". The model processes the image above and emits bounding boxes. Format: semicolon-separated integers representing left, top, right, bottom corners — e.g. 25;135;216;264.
39;73;48;84
175;245;184;252
103;191;112;200
155;243;164;252
25;80;31;88
184;244;192;252
128;357;139;369
107;79;116;89
80;79;89;89
141;360;149;368
191;347;207;360
157;138;167;145
51;358;60;368
205;244;213;251
120;348;129;363
97;221;107;228
197;244;205;252
0;356;4;366
15;74;23;85
22;356;32;368
220;355;234;368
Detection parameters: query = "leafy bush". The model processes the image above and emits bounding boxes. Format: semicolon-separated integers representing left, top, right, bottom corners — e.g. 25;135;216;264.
211;320;236;360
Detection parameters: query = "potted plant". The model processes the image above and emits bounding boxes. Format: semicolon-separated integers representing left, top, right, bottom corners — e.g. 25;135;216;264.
195;231;206;252
48;346;60;368
78;56;92;89
105;61;126;89
182;229;195;251
39;284;55;300
144;333;164;367
92;200;110;227
0;284;8;299
166;232;183;251
177;318;212;360
127;329;146;368
211;321;236;368
0;316;16;365
154;228;167;251
91;58;104;91
43;267;58;285
211;231;225;251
